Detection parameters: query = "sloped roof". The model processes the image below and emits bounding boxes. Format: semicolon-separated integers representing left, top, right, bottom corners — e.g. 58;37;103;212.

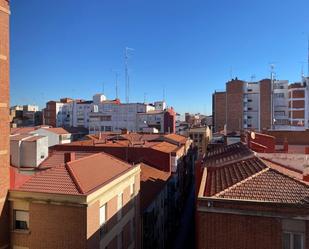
205;157;266;196
42;127;70;135
216;168;309;204
202;143;309;205
16;153;134;196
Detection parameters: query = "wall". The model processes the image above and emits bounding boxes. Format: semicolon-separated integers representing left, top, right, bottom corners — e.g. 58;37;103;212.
264;130;309;145
0;0;10;246
196;211;282;249
226;80;244;132
212;92;226;132
32;129;59;147
10;202;87;249
260;79;272;130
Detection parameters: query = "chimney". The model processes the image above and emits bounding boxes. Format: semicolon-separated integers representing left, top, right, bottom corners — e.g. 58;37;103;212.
283;138;289;153
64;152;76;163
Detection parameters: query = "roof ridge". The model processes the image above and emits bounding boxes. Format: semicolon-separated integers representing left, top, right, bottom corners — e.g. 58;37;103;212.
65;163;84;194
214;167;270;197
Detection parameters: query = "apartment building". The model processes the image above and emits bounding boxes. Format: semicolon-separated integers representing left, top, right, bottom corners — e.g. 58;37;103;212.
196;142;309;249
51;132;195;249
9;152;141;249
212;91;226;132
213;77;309;132
188;126;212;156
0;0;10;247
44;94;176;134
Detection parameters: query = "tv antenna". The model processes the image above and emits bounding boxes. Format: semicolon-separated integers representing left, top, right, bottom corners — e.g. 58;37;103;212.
111;69;119;99
125;47;134;103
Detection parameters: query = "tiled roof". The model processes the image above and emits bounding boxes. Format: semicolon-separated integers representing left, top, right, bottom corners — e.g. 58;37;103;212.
39;151;96;169
150;141;179;153
42;127;70;135
11;127;37;135
16;152;134;195
18;165;81;195
204;142;253;167
164;134;187;144
202;143;309;205
66;153;132;194
140;163;171;211
205;157;266;196
217;168;309;204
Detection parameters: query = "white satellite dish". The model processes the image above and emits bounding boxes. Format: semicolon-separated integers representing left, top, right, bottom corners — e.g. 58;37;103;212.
251;132;256;140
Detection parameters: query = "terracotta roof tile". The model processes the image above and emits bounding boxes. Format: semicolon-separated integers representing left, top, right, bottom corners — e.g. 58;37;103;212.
16;152;135;195
217;168;309;204
42;127;70;135
205;157;266;196
18;165;81;195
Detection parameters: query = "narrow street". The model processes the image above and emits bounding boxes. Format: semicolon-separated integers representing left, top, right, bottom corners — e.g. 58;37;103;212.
172;182;195;249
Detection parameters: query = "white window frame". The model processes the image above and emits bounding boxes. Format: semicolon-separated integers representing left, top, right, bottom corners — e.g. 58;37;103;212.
14;210;29;231
283;231;304;249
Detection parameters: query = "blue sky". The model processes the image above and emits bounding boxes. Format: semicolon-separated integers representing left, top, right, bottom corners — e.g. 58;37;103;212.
10;0;309;115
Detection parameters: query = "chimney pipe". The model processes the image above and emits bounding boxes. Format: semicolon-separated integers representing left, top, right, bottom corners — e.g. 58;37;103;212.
64;152;76;163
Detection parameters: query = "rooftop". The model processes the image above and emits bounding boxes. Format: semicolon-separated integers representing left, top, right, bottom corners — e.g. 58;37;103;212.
14;152;135;196
200;143;309;206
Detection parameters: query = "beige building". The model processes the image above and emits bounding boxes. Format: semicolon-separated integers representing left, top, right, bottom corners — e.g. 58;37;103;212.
188;126;212;156
9;152;141;249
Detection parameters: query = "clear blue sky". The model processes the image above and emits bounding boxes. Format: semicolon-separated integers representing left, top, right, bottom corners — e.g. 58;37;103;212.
10;0;309;115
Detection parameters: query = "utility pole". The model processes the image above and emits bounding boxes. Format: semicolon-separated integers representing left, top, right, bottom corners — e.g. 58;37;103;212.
125;47;134;103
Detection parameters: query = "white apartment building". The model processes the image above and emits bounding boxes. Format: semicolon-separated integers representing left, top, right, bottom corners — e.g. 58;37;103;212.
45;94;175;134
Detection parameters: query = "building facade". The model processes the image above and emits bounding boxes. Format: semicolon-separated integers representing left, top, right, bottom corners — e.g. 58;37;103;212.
213;77;309;133
44;94;176;134
0;0;10;247
196;142;309;249
9;152;141;249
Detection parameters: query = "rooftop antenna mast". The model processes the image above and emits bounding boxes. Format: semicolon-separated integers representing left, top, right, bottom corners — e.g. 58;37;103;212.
125;47;134;103
102;82;105;95
163;87;166;101
111;69;119;99
144;92;147;103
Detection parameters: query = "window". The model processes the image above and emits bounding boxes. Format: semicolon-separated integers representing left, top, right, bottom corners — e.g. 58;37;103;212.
117;193;123;220
283;232;304;249
130;183;135;198
248;99;252;102
99;204;107;239
14;210;29;230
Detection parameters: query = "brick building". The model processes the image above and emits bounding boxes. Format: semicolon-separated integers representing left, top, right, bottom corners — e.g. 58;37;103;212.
212;91;226;132
9;152;141;249
51;132;195;248
0;0;10;247
196;142;309;249
212;78;276;132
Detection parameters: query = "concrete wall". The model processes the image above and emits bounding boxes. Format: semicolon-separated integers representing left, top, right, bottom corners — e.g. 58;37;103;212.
31;129;60;147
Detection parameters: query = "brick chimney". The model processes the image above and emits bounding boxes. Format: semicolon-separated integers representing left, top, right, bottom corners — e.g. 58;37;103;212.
303;165;309;182
64;152;76;163
283;138;289;153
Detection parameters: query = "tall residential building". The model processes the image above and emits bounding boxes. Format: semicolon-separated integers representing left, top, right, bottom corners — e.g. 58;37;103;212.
213;77;309;132
212;91;226;132
0;0;10;247
288;77;309;129
44;94;176;134
212;78;282;132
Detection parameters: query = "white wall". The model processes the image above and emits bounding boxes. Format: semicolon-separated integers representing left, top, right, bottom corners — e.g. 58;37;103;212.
31;129;60;147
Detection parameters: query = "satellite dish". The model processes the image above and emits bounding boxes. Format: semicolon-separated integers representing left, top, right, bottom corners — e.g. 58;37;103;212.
251;132;256;140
